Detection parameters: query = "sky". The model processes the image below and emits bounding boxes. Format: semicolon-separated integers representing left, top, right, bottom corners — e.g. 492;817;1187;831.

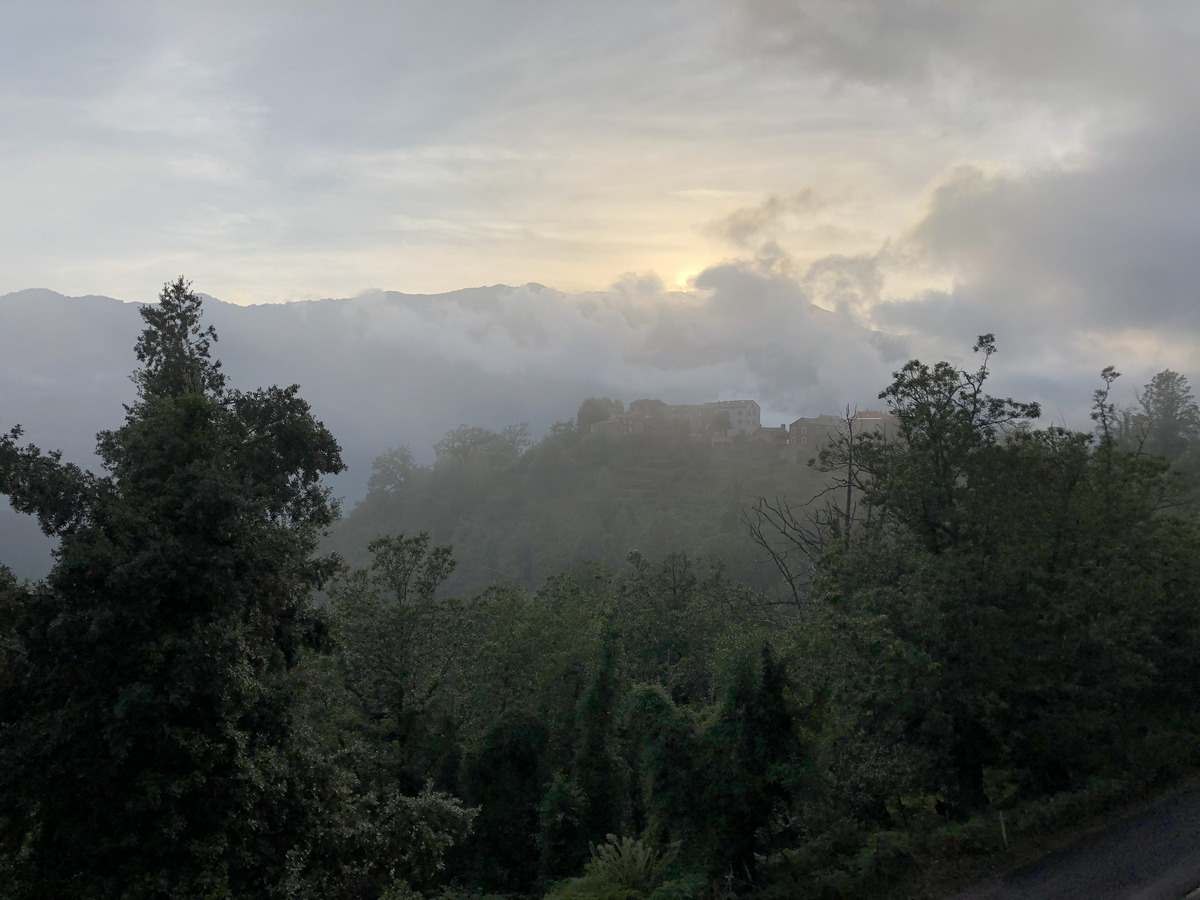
3;0;1200;426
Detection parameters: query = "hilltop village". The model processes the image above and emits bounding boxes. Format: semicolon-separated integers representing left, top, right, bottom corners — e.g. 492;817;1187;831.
586;398;899;462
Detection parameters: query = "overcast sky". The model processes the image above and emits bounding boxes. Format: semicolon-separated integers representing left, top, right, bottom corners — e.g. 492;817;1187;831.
3;0;1199;422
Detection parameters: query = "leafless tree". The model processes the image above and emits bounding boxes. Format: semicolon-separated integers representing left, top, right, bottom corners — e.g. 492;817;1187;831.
743;406;872;614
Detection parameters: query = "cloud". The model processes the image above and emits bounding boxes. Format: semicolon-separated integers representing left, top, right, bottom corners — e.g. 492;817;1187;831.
703;188;829;247
863;95;1200;422
880;102;1200;336
2;267;902;478
668;257;893;402
337;256;899;418
4;0;1198;449
803;250;884;318
714;1;1200;421
738;0;1198;111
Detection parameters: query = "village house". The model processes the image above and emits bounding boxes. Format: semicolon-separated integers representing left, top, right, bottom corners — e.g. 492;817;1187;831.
588;398;896;459
590;398;761;439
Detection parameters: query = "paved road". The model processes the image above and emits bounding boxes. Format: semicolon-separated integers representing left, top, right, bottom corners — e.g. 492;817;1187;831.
954;789;1200;899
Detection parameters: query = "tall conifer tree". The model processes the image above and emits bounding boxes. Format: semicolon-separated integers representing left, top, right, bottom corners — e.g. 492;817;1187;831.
0;278;351;895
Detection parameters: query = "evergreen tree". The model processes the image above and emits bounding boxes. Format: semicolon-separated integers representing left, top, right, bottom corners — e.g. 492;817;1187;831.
456;713;549;892
573;638;626;848
0;278;471;897
1137;369;1200;460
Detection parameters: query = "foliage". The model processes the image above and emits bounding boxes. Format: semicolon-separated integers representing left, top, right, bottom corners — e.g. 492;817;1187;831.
733;340;1200;895
779;346;1200;865
627;643;811;883
331;784;477;896
132;275;227;400
328;531;465;797
7;298;1200;899
1119;368;1200;460
370;444;419;495
456;712;549;892
0;279;472;897
839;334;1040;553
577;397;625;433
434;423;531;465
331;414;826;600
546;834;701;900
588;834;681;895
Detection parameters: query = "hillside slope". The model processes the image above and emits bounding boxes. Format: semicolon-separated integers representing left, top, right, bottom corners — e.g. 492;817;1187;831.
327;423;831;597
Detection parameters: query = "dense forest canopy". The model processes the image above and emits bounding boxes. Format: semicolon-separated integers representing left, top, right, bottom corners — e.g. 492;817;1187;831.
4;287;1200;898
328;408;828;601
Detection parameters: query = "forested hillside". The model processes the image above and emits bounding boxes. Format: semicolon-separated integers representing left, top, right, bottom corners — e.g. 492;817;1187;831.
4;287;1200;898
328;417;831;599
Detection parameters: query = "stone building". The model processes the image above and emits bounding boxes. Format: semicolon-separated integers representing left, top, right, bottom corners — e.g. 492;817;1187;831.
785;409;899;462
590;398;761;438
